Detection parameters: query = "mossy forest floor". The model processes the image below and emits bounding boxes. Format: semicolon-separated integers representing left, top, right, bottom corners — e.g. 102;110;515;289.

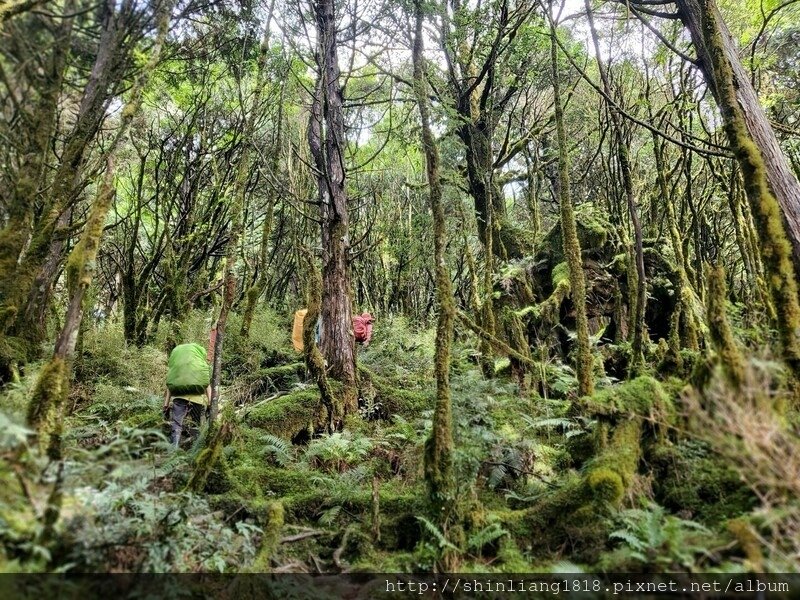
1;309;797;575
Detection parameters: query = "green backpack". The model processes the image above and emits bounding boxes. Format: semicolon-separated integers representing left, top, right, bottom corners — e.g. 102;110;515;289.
167;343;211;395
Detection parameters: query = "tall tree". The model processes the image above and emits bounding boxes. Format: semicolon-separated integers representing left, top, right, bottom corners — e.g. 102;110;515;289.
307;0;358;420
671;0;800;378
549;6;593;397
413;0;456;515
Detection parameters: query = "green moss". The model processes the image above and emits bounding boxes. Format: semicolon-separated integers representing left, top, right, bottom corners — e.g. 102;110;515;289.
586;468;624;505
186;419;234;493
585;418;641;504
359;366;432;418
245;389;323;440
727;518;763;571
26;357;69;455
523;472;611;560
247;501;284;572
583;376;675;425
543;205;610;260
551;261;570;288
706;265;745;389
650;440;756;524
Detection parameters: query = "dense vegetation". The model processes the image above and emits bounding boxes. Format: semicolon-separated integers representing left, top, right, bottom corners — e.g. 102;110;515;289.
1;0;800;575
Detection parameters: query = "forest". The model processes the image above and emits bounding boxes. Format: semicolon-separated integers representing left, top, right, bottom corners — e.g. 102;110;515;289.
1;0;800;586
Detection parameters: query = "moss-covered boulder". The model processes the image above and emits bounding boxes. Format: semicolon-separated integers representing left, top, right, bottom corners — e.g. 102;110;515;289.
358;366;431;419
522;472;612;561
245;389;323;441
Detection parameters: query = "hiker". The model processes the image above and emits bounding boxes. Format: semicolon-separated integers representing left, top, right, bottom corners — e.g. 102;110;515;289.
353;311;374;347
293;309;373;350
163;341;211;448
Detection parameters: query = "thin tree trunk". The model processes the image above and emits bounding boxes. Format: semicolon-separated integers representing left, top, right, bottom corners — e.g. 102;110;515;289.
210;12;275;420
413;0;456;524
549;10;594;397
584;0;647;376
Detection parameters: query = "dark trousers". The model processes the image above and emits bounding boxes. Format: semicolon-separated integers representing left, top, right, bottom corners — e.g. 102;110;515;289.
170;398;204;447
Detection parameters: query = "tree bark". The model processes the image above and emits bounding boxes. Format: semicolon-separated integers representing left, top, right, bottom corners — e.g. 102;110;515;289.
549;11;594;397
307;0;357;413
414;0;459;565
675;0;800;272
674;0;800;376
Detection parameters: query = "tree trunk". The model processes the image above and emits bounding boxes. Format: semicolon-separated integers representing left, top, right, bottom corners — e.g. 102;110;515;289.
675;0;800;376
308;0;357;414
675;0;800;272
0;2;74;329
413;0;458;555
549;12;594;397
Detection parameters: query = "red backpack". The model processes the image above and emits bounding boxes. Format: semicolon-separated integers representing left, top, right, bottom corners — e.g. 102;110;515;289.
353;312;374;344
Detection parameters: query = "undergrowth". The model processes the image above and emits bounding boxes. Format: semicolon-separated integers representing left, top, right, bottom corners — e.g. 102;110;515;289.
1;308;798;573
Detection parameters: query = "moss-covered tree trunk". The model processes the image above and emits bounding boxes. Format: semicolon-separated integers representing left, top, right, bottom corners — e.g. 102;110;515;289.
413;0;456;521
651;130;700;362
299;248;337;431
549;15;594;397
675;0;800;378
0;1;73;332
307;0;358;415
675;0;800;273
2;0;140;350
706;264;745;389
25;1;172;542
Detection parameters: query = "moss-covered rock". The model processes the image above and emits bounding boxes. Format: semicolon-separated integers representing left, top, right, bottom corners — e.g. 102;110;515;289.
584;418;642;506
543;205;610;263
358;366;432;419
522;472;612;561
245;389;323;440
243;363;306;397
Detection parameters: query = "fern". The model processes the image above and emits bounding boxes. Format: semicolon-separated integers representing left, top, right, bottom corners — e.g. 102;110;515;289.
259;433;293;466
467;522;508;553
319;506;342;525
416;516;460;552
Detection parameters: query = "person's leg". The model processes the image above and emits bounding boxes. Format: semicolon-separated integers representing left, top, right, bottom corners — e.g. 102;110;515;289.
185;402;204;443
170;398;190;447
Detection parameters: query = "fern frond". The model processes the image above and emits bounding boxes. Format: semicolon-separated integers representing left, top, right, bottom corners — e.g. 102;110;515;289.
416;516;460;552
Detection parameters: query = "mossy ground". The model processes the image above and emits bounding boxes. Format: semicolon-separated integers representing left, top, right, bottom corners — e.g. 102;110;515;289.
0;309;793;573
